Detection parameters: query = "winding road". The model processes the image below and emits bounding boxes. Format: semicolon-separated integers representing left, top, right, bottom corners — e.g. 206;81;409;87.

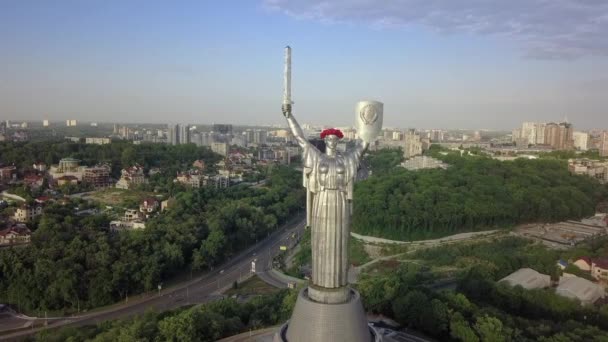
0;215;307;341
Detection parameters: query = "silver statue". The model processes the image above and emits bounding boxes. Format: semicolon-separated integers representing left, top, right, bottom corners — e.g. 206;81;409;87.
283;105;369;292
275;46;384;342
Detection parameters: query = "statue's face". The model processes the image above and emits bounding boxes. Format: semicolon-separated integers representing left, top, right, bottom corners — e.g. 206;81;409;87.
324;135;339;150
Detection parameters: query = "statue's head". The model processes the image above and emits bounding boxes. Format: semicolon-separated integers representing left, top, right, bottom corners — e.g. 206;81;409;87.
320;128;343;151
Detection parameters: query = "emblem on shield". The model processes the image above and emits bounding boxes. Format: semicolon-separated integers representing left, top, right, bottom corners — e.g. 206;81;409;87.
360;105;378;125
355;100;383;143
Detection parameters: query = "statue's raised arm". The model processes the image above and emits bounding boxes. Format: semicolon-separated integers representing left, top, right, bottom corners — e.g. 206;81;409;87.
282;103;313;150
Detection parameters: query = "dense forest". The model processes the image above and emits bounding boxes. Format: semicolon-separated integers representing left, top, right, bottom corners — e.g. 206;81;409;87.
356;236;608;341
0;166;304;312
353;149;608;240
34;290;297;342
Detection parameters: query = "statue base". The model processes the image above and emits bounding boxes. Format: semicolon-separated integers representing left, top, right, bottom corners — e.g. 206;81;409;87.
274;287;381;342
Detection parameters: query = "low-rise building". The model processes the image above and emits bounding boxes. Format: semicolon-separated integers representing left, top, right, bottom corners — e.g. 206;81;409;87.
211;142;229;156
32;161;47;172
110;220;146;231
23;174;45;189
116;165;147;189
56;175;79;186
13;204;43;222
175;171;204;188
401;156;448;171
192;159;206;170
591;258;608;281
568;159;608;184
161;198;176;211
124;209;141;221
0;165;17;183
139;198;159;219
0;225;32;245
85;137;111;145
83;164;112;189
499;268;551;290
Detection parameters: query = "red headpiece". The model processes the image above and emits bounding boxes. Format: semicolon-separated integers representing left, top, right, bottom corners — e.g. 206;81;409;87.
320;128;344;139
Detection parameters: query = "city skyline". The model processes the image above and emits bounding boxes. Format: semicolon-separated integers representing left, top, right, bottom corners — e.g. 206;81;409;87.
1;1;607;129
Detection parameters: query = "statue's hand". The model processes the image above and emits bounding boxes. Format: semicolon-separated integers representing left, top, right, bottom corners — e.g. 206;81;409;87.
282;104;292;118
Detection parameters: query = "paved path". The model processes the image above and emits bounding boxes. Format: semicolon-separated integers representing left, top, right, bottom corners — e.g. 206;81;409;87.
351;229;501;245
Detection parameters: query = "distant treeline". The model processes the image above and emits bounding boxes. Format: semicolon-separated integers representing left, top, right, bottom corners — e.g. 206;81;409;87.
0;140;221;178
353;149;608;240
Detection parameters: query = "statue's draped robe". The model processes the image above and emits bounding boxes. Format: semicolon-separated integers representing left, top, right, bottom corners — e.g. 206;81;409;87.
302;144;362;288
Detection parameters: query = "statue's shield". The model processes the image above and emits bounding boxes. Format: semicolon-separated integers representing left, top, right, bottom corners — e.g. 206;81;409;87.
355;100;383;143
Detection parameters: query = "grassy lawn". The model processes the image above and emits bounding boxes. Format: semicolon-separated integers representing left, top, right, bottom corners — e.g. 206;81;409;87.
86;188;160;208
224;275;279;296
349;237;371;266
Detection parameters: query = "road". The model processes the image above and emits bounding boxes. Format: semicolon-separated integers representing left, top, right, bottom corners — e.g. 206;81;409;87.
0;215;307;341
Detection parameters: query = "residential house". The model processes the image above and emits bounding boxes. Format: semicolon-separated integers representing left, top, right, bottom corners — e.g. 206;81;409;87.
23;174;45;189
56;175;79;186
591;258;608;281
0;225;32;245
124;209;142;221
13;204;43;222
0;165;17;183
192;159;206;170
175;171;204;188
139;198;159;219
116;165;147;189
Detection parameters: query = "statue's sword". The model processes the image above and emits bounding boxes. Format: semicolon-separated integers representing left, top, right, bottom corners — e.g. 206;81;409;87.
283;45;292;106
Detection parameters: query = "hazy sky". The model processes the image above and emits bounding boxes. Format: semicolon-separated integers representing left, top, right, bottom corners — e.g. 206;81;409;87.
1;0;607;130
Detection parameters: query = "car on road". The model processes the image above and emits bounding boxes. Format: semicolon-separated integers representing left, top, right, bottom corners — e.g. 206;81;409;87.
219;269;225;274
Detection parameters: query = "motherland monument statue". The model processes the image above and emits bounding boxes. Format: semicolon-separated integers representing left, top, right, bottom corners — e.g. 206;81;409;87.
275;46;383;342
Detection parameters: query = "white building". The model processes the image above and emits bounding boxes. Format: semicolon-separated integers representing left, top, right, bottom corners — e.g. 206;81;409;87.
535;122;547;145
402;156;448;171
600;131;608;157
85;137;111;145
499;268;551;290
556;275;604;305
521;122;537;145
573;132;589;151
66;119;77;127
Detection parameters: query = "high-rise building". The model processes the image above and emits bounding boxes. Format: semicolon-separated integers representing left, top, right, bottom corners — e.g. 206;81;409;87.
429;129;444;142
253;130;267;145
521;122;537;145
403;130;422;159
535;123;546;144
544;122;574;150
600;131;608;157
167;124;179;145
511;128;521;143
178;124;190;144
573;131;589;151
43;120;49;127
66;119;77;127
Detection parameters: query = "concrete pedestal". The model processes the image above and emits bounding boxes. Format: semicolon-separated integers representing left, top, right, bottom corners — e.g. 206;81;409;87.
274;288;381;342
